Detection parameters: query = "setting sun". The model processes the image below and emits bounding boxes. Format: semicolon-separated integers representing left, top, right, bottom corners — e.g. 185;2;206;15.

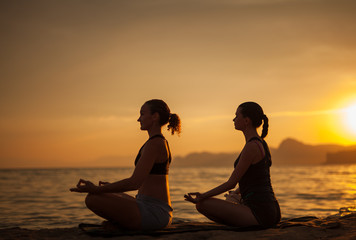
344;104;356;134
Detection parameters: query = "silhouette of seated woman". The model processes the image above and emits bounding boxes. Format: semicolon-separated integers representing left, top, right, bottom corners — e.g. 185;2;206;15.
185;102;281;228
71;99;181;230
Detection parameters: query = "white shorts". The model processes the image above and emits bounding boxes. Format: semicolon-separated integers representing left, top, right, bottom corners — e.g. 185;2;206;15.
136;194;173;230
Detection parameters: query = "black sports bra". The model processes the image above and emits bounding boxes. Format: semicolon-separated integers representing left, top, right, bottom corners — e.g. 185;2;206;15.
134;135;172;175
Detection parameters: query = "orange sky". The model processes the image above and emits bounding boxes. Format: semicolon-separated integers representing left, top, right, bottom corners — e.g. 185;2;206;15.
1;0;356;168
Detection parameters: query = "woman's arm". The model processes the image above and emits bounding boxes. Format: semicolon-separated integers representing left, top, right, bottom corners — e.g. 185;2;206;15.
200;169;239;199
185;169;238;203
70;139;161;194
185;142;262;203
97;139;161;193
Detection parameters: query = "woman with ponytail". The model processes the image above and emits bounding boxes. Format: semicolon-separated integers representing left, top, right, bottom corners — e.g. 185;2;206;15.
71;99;180;230
185;102;280;228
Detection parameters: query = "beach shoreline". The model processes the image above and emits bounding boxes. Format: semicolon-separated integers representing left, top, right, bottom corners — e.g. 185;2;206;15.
1;213;355;240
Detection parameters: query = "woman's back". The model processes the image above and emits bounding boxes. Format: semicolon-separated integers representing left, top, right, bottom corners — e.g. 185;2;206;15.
136;136;172;204
235;137;274;197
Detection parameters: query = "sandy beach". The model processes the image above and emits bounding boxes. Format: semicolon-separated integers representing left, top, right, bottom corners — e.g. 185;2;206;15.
1;213;355;240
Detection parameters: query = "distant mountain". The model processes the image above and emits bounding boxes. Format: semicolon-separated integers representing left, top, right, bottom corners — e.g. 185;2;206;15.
271;138;354;165
173;138;356;167
326;150;356;164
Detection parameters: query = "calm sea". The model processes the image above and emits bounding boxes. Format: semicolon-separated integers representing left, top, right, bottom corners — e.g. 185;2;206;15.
0;165;355;229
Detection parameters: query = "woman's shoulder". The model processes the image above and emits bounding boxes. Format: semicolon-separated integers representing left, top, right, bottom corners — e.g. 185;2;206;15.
244;140;262;152
244;139;265;161
144;136;166;150
246;137;263;147
149;135;166;143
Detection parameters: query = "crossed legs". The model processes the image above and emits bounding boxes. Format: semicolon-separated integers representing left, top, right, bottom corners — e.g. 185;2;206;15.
85;193;141;230
85;194;258;229
195;197;259;227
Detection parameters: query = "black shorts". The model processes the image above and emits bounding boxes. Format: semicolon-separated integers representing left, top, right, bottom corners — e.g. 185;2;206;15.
242;192;281;228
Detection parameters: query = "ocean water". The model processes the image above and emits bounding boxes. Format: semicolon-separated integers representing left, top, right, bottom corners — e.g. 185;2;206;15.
0;165;355;229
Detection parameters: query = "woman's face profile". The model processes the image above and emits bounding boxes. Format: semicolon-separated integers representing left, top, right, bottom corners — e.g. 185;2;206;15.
233;107;245;130
138;104;154;130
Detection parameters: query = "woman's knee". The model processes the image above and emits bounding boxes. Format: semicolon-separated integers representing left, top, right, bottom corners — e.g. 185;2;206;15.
196;198;228;217
85;193;99;209
196;199;209;213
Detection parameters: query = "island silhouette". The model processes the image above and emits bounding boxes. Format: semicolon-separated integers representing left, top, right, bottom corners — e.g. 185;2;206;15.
86;138;356;168
172;138;356;167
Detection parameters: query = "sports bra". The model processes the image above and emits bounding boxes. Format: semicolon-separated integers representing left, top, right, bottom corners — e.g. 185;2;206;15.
134;134;172;175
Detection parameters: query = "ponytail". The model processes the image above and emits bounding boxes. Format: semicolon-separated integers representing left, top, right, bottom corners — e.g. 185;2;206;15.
167;113;181;135
261;114;269;139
